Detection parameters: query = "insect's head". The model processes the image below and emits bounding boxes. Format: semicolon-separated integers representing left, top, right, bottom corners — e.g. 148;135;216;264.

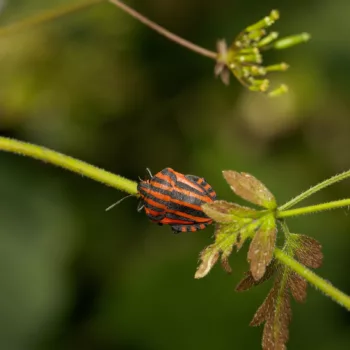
136;168;154;211
137;168;153;195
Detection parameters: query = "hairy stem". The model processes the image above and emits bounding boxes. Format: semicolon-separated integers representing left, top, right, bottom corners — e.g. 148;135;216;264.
0;0;104;37
108;0;217;59
277;198;350;218
275;248;350;310
279;170;350;211
0;137;138;195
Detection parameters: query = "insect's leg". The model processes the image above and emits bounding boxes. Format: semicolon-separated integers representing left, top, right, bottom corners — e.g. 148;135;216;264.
137;200;145;212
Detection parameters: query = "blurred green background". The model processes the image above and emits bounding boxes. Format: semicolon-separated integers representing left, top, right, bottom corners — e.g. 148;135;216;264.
0;0;350;349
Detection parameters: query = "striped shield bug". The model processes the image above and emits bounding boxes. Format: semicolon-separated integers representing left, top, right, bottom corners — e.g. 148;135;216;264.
137;168;217;233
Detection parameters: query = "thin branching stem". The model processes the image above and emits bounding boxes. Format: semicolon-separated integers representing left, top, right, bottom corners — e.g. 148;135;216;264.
108;0;217;59
279;170;350;211
277;198;350;218
275;248;350;310
0;137;138;195
0;0;217;58
0;0;104;37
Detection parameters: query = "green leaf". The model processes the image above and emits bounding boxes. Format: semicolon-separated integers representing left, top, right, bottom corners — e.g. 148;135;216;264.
202;200;260;223
195;219;261;279
222;170;277;209
248;214;277;280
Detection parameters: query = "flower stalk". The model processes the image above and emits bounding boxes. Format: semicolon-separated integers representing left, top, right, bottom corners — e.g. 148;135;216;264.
1;1;310;95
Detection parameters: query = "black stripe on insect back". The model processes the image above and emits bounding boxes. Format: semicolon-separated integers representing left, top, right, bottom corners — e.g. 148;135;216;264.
171;190;206;207
146;212;165;221
151;176;173;188
140;191;169;207
148;185;173;198
175;179;206;197
165;212;200;223
166;199;209;218
143;201;165;213
186;175;217;199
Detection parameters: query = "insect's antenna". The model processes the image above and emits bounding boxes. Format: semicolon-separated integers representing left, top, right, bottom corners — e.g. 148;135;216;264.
146;168;153;178
105;194;133;211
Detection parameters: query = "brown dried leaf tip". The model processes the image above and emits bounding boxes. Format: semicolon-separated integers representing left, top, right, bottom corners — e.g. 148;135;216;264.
248;234;323;349
288;272;307;303
248;214;277;281
236;261;276;292
222;170;277;209
236;262;294;349
293;234;323;269
194;245;220;279
250;272;292;350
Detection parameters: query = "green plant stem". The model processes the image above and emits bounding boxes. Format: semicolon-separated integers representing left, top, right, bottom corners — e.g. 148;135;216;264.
0;0;105;37
279;170;350;211
279;219;291;239
108;0;217;59
0;136;138;195
277;198;350;218
274;248;350;310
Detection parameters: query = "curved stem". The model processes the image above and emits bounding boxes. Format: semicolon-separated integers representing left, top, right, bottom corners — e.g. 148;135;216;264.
1;0;217;59
279;170;350;211
274;248;350;310
0;0;104;37
108;0;217;59
0;137;138;195
277;198;350;218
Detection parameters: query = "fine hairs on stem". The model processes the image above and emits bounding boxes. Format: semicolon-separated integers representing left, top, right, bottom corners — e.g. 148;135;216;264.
0;137;138;195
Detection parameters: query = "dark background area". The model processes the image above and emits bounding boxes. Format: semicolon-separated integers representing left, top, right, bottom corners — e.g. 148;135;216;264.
0;0;350;349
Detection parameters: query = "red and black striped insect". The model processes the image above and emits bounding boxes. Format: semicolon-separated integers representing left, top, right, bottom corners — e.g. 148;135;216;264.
137;168;217;233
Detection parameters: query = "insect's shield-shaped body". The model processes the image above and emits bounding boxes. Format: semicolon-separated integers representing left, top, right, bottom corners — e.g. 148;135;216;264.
137;168;217;233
